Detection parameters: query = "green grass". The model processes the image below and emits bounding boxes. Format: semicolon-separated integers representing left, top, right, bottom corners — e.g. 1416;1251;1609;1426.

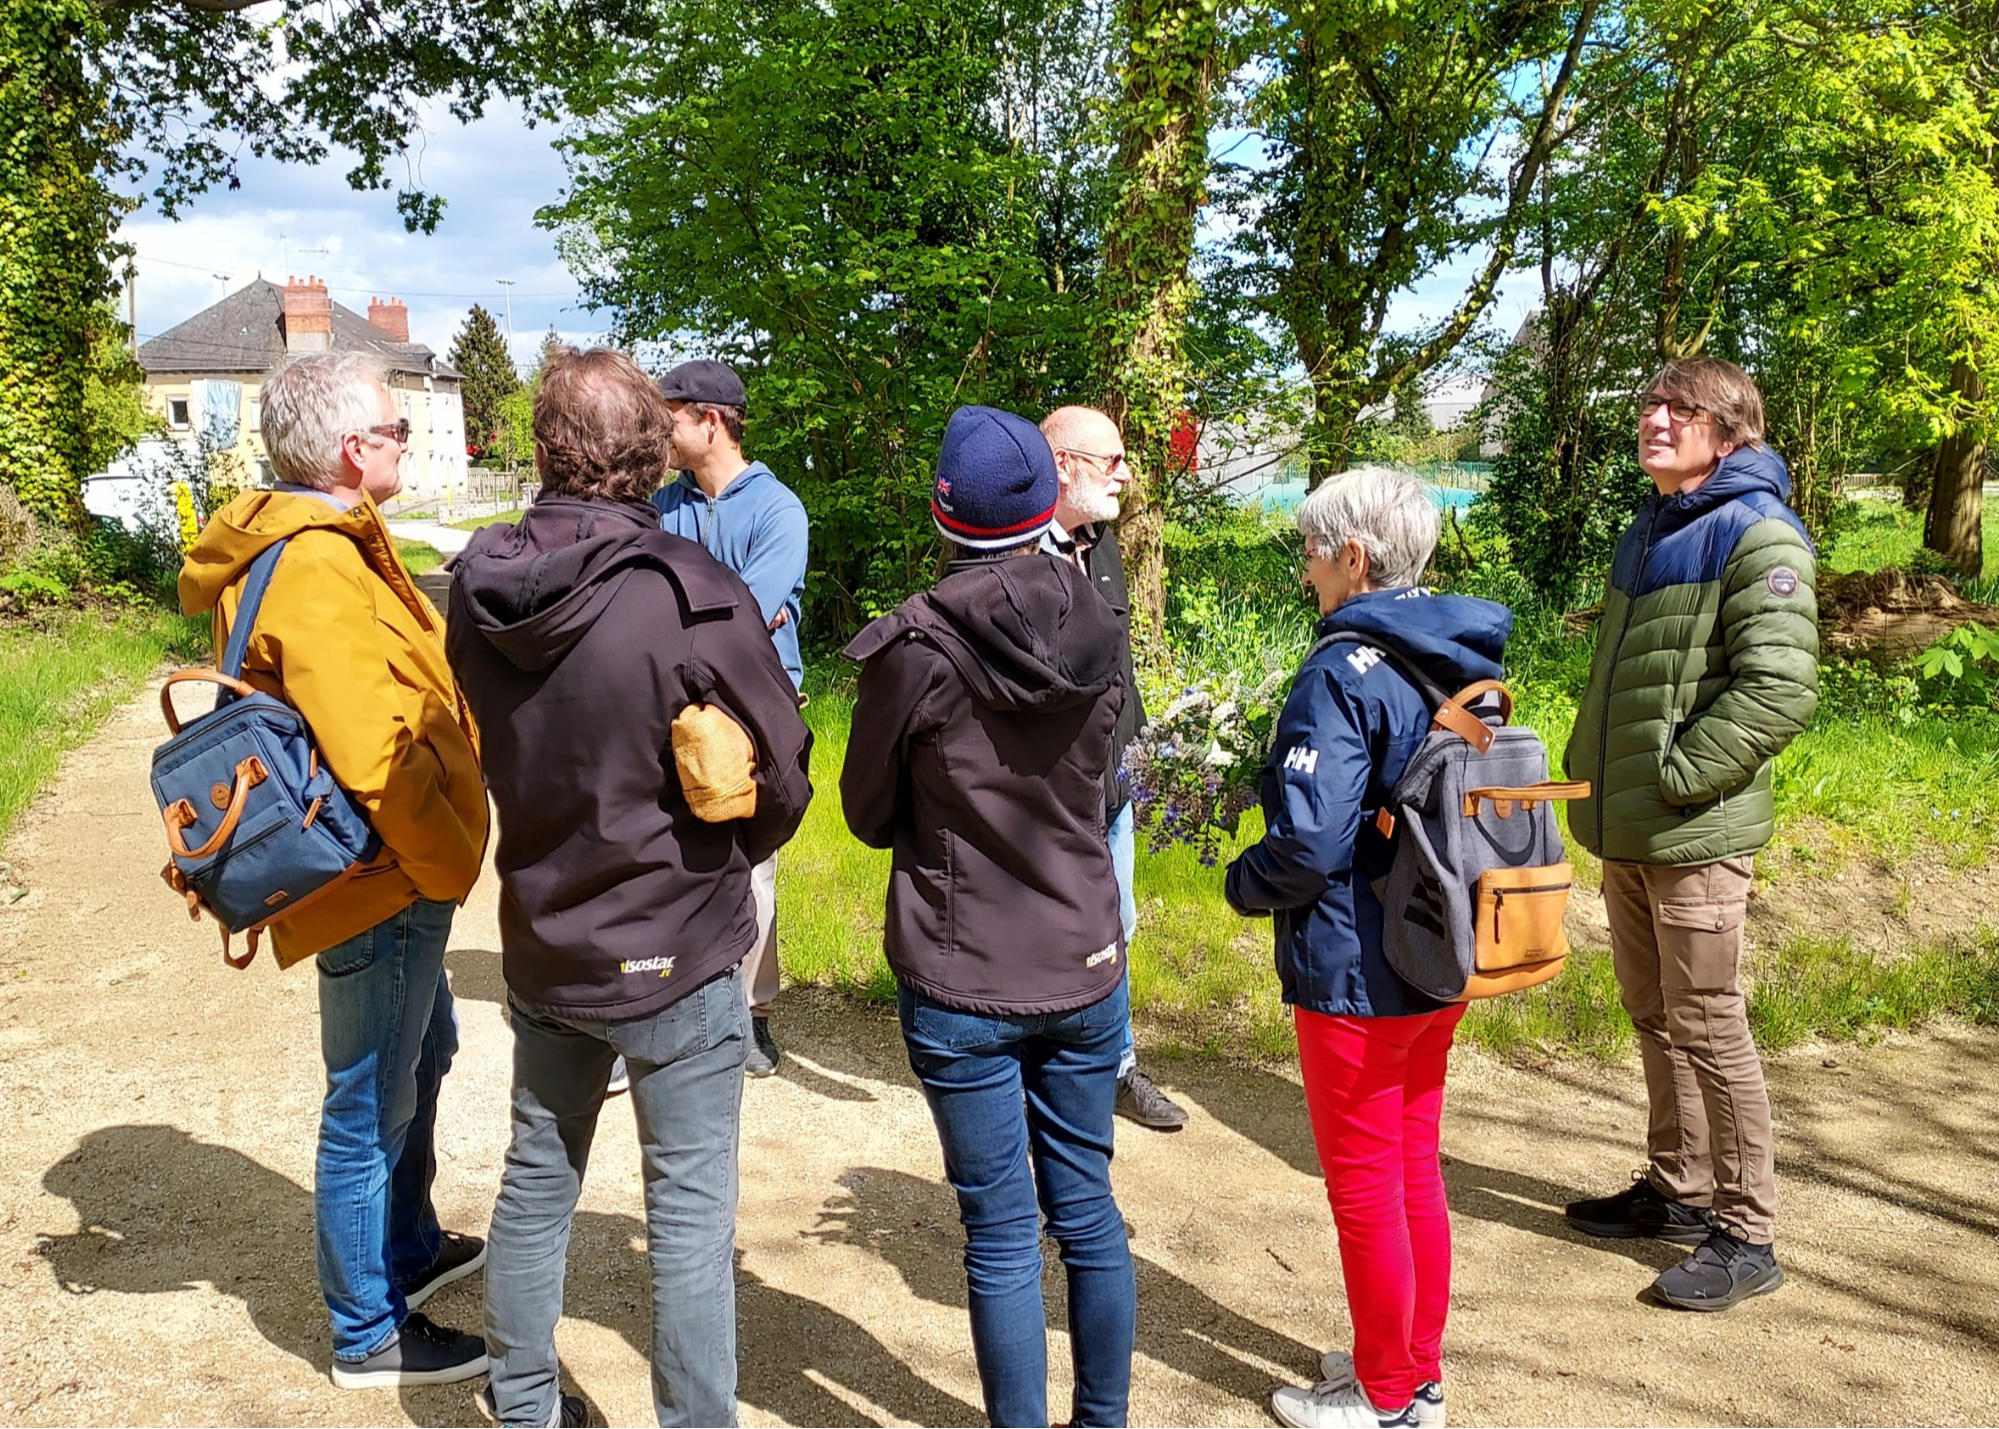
1823;497;1999;580
448;510;523;531
0;607;208;844
395;538;447;575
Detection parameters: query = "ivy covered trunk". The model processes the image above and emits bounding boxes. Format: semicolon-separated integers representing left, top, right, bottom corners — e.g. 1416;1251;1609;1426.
0;0;122;523
1097;0;1217;646
1924;356;1989;577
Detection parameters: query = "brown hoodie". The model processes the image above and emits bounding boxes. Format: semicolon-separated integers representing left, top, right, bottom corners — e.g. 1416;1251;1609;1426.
178;491;488;966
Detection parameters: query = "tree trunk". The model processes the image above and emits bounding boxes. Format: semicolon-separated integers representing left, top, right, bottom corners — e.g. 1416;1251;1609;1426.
1096;0;1217;646
1923;358;1988;577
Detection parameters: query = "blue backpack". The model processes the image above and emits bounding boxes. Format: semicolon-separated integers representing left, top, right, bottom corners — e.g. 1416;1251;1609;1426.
153;539;380;967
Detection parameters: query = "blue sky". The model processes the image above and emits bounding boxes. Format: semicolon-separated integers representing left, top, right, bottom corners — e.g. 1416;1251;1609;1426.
118;104;1536;385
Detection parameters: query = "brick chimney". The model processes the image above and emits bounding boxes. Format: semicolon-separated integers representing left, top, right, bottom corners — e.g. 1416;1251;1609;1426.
367;296;410;344
282;275;332;355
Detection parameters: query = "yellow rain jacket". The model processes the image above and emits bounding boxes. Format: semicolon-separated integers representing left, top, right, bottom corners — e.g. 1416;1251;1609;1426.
179;491;487;967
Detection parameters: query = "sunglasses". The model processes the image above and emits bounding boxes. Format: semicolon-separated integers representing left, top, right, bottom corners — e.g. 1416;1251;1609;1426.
366;419;412;445
1058;447;1128;477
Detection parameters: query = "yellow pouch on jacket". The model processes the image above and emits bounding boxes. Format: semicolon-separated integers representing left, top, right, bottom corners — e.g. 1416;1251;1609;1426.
672;704;758;822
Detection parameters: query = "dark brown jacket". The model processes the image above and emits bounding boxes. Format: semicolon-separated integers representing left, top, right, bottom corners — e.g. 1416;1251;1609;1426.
840;552;1125;1016
447;497;813;1022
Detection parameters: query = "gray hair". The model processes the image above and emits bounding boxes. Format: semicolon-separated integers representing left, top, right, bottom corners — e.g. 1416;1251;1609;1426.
1295;465;1440;588
260;353;392;490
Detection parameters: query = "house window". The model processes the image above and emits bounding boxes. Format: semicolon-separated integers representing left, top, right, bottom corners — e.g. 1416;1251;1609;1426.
167;397;190;428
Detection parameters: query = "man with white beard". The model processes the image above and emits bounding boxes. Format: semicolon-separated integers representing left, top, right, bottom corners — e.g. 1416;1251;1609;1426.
1039;405;1189;1131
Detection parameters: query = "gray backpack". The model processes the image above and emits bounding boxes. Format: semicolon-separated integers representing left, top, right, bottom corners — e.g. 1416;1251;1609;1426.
1321;632;1590;1001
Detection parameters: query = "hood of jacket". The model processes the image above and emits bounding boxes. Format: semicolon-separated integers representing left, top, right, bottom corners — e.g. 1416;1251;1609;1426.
1320;587;1512;694
451;497;666;672
178;489;426;621
846;553;1123;713
1653;445;1792;539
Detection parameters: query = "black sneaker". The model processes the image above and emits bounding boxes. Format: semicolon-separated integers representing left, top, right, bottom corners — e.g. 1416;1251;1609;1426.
330;1311;488;1389
605;1055;631;1098
477;1383;590;1426
399;1230;487;1310
1565;1173;1713;1245
1115;1067;1189;1130
745;1015;780;1078
1652;1227;1784;1311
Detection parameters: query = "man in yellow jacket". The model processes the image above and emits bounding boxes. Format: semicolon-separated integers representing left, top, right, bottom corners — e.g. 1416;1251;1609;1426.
179;353;491;1390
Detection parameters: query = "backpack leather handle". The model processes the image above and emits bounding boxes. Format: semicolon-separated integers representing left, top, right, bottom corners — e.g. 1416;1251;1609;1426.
1431;680;1516;754
161;670;258;735
1463;781;1592;819
164;756;268;859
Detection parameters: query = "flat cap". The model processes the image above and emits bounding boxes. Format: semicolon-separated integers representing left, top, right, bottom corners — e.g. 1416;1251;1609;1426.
657;358;746;407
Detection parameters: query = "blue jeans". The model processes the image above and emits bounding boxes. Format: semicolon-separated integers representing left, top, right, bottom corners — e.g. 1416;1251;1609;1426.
485;967;748;1428
315;897;458;1359
898;978;1136;1427
1108;801;1138;1079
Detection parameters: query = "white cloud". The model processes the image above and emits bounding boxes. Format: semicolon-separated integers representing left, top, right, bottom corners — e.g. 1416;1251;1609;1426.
114;99;604;369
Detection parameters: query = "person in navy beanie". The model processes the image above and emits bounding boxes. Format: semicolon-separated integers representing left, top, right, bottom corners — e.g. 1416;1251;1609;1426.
841;405;1137;1427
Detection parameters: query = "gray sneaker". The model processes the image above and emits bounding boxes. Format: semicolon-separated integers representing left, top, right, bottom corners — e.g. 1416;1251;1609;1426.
329;1312;487;1389
477;1383;590;1427
1652;1227;1784;1311
745;1015;781;1077
1115;1067;1189;1130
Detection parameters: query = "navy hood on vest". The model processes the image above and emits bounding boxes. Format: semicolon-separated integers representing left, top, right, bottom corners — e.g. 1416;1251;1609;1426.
1320;587;1512;694
1654;446;1792;538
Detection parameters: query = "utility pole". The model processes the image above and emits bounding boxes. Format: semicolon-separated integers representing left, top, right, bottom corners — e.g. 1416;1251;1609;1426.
497;278;516;374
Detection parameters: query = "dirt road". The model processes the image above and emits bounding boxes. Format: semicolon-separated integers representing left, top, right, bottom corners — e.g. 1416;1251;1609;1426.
0;681;1995;1427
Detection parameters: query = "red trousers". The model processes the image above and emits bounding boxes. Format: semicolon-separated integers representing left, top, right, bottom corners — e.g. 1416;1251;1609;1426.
1295;1002;1465;1410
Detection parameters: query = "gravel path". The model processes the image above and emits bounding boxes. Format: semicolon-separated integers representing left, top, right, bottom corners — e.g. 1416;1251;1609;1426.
0;680;1995;1426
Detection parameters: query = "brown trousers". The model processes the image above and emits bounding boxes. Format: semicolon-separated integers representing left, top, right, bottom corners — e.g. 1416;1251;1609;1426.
1602;856;1776;1243
742;854;781;1016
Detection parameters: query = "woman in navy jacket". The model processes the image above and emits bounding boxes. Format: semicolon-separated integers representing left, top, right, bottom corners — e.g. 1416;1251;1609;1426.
1226;467;1511;1429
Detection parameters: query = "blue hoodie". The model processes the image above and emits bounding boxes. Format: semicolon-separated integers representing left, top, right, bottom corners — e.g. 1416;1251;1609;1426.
653;462;809;688
1225;587;1513;1019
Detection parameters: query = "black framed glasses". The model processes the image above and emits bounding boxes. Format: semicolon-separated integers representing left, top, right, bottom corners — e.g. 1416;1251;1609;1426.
367;418;413;445
1639;393;1703;423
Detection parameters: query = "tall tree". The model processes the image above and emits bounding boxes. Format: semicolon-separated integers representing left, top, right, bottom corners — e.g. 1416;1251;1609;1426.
448;304;521;459
549;0;1107;634
0;0;647;521
1224;0;1598;483
1096;0;1221;639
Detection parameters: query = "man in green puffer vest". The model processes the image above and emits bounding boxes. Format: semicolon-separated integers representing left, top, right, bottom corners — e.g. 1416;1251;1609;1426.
1559;357;1819;1313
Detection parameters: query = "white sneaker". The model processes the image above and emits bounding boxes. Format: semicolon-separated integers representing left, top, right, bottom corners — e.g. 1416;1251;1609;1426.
1272;1378;1421;1429
1318;1350;1446;1428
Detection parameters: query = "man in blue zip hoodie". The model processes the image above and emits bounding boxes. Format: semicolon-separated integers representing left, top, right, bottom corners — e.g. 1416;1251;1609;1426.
653;359;810;1077
1225;467;1511;1429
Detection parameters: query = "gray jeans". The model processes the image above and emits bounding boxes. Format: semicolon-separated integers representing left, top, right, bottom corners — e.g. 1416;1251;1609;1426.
484;967;748;1427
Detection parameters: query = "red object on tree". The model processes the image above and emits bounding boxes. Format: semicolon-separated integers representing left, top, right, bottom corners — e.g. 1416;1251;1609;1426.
1168;411;1199;475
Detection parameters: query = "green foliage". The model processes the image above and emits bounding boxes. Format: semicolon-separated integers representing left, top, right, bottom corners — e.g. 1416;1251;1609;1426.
0;606;206;842
550;0;1107;635
448;305;522;460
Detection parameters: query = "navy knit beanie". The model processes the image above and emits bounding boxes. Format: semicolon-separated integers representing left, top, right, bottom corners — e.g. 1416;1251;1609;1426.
930;405;1059;550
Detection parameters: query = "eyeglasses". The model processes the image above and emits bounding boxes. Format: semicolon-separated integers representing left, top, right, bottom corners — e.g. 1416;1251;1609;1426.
1639;393;1703;424
1057;447;1127;477
365;419;412;445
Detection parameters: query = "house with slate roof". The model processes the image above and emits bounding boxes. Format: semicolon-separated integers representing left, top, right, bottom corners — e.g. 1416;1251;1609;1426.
136;277;469;500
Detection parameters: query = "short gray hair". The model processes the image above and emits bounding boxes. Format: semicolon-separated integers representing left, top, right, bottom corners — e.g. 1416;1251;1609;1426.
260;353;392;490
1295;465;1440;589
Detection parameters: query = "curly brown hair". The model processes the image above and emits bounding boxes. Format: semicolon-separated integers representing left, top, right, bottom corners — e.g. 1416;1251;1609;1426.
533;347;673;502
